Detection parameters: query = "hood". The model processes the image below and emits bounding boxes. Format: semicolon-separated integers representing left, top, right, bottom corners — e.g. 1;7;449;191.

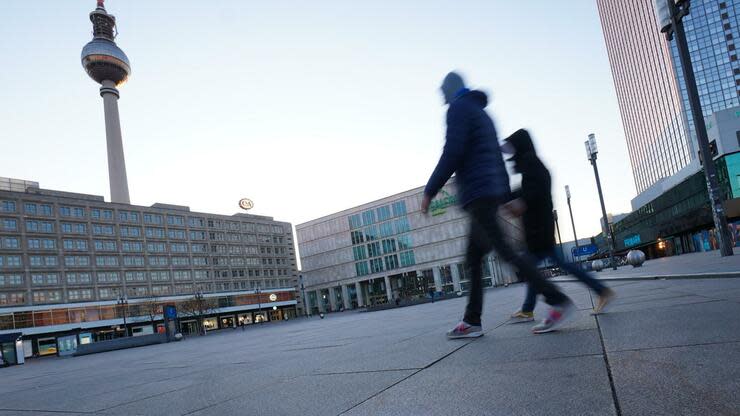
459;90;489;108
505;129;536;160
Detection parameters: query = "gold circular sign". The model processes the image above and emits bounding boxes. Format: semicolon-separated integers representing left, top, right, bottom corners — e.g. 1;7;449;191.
269;293;277;302
238;198;254;210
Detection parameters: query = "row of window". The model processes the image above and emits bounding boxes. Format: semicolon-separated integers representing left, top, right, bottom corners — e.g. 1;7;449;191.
354;251;415;276
1;201;286;234
353;236;413;261
348;200;408;230
350;218;411;245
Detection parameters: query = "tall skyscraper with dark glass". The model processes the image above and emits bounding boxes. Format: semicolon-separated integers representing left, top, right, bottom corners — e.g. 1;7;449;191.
597;0;740;194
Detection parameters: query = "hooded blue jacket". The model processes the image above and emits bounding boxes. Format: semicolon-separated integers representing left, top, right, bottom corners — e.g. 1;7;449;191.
424;90;510;207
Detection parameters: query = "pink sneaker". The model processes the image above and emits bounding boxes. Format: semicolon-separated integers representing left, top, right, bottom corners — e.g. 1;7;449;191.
532;301;575;334
446;321;483;339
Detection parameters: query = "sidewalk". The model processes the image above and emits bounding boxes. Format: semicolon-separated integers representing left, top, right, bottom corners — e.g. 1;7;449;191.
0;278;739;415
556;247;740;281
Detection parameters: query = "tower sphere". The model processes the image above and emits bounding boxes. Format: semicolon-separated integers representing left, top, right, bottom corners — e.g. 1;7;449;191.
80;1;131;86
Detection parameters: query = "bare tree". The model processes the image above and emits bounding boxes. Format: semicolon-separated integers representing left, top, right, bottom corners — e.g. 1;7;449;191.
179;292;218;335
140;296;161;331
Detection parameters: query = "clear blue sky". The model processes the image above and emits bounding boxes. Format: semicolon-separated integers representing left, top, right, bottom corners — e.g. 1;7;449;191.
0;0;634;242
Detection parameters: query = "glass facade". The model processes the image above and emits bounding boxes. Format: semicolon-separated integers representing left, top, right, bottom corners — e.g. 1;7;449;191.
598;0;693;193
671;1;740;143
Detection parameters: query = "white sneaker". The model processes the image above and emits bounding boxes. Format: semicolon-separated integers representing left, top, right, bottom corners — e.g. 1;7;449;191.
532;300;575;334
446;321;483;339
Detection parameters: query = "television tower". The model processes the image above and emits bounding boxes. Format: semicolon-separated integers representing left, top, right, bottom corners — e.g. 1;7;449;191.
81;0;132;204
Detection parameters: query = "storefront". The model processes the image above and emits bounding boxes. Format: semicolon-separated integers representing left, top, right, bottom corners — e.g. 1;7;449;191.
0;333;23;367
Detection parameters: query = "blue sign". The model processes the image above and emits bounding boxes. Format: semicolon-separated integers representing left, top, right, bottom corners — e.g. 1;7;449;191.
624;234;641;248
164;305;177;320
572;244;598;257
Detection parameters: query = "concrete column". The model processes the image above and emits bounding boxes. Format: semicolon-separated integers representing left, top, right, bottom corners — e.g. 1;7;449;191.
451;264;462;292
432;267;443;292
341;284;351;310
384;276;392;302
328;287;338;312
316;290;325;313
100;80;130;204
355;281;364;307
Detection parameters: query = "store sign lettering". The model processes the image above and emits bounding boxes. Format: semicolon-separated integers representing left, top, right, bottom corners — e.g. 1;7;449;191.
624;234;641;247
430;190;457;216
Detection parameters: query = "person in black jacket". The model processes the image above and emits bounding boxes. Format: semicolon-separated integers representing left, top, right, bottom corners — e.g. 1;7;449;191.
423;72;575;337
502;129;615;323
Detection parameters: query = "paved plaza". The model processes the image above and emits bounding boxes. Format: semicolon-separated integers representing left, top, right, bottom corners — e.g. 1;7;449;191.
2;277;740;416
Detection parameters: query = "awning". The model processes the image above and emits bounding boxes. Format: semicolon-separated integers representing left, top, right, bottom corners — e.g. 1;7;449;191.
0;332;22;343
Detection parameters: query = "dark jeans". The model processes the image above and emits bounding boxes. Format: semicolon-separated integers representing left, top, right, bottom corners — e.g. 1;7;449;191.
463;198;569;325
522;249;607;313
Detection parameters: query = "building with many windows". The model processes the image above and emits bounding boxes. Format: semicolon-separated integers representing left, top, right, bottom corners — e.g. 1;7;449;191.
0;177;301;358
296;183;522;314
595;0;740;259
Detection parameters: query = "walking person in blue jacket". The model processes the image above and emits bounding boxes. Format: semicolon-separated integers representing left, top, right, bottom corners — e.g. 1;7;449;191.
422;72;576;337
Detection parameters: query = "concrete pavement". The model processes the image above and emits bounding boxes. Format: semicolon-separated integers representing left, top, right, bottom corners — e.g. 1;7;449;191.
1;278;739;415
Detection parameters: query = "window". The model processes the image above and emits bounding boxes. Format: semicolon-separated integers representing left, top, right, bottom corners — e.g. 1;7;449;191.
167;215;185;226
119;211;140;223
392;200;407;217
167;229;186;240
98;287;119;299
189;217;205;227
94;240;117;251
66;272;92;284
170;243;188;253
367;241;381;258
150;271;170;281
172;257;190;266
59;206;71;216
382;239;397;254
194;270;210;279
364;225;378;241
379;222;394;238
92;224;115;236
96;256;119;267
120;226;142;238
0;292;25;305
24;203;37;215
29;256;56;267
0;256;21;268
174;270;191;280
149;256;168;266
2;218;18;231
362;210;376;226
32;290;62;304
68;289;93;301
146;227;165;238
147;242;166;253
349;214;362;229
123;256;145;267
1;201;16;213
62;207;86;218
63;239;87;251
144;213;163;224
125;271;146;282
376;205;392;221
190;231;206;240
126;286;148;297
152;285;172;296
352;245;367;261
31;274;55;288
370;258;384;273
394;217;410;234
193;257;208;266
351;230;364;245
397;235;413;250
97;272;120;283
122;241;143;252
40;221;54;233
384;254;399;271
399;250;416;267
64;256;90;267
2;237;20;249
0;274;23;286
355;261;369;276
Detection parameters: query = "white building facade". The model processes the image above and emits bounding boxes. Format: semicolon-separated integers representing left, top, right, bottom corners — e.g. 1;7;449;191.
297;183;523;314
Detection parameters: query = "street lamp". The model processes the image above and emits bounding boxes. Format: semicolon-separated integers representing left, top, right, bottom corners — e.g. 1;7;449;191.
585;134;618;270
117;294;129;337
565;185;579;262
654;0;734;257
299;274;308;317
256;285;263;324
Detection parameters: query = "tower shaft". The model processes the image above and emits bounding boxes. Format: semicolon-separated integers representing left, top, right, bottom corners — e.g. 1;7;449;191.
100;80;130;204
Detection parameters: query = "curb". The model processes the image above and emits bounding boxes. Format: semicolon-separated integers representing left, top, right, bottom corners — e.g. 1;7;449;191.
555;271;740;283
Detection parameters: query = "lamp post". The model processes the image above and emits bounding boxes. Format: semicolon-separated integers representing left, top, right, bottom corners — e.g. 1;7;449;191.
585;134;618;270
654;0;734;257
194;290;205;334
256;285;263;324
299;274;308;317
117;294;129;337
565;185;579;263
553;209;565;263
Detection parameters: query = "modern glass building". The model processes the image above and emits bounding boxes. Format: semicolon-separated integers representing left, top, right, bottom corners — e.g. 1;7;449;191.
296;182;523;314
598;0;693;193
0;177;301;358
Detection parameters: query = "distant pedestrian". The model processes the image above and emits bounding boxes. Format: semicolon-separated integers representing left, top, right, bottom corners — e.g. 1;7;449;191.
501;129;615;323
423;72;575;338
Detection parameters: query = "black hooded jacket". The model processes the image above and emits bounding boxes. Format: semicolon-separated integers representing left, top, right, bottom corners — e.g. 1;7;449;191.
505;129;555;254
